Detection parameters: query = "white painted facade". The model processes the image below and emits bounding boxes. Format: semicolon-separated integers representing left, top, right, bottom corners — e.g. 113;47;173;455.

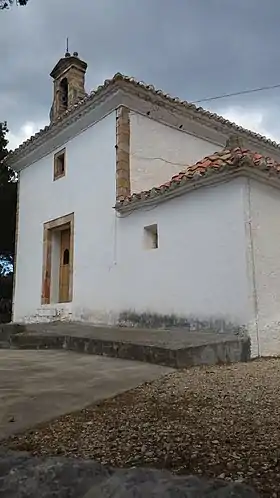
14;111;118;323
115;178;250;324
12;101;280;358
130;112;221;193
248;180;280;356
15;129;250;328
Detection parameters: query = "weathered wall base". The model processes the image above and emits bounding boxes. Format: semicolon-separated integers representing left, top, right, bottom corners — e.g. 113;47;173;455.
18;307;280;361
19;308;246;333
118;310;246;335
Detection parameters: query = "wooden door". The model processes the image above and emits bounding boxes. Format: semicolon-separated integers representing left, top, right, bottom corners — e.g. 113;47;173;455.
59;228;70;303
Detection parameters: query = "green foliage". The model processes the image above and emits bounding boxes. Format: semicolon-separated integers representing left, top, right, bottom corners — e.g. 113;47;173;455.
0;123;15;321
0;122;17;262
0;0;28;9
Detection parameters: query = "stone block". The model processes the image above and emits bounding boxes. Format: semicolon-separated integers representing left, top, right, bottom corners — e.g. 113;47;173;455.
0;450;259;497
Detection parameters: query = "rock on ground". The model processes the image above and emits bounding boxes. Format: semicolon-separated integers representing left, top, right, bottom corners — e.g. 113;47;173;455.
0;449;259;497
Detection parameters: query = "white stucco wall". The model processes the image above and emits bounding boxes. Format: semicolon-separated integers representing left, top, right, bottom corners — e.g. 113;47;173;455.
114;178;250;329
130;112;222;193
249;180;280;356
14;111;119;323
14;101;259;349
15;112;250;333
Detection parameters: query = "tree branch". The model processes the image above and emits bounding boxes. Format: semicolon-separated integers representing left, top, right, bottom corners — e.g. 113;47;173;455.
0;0;28;10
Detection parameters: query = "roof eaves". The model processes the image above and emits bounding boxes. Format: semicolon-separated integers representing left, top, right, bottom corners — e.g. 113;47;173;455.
115;164;240;213
120;78;280;151
115;154;280;213
6;73;280;166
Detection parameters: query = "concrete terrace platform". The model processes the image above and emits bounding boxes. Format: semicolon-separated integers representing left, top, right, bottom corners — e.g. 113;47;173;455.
0;350;172;440
1;322;250;368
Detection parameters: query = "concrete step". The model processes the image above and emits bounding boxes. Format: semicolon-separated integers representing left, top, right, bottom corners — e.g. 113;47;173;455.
0;321;251;369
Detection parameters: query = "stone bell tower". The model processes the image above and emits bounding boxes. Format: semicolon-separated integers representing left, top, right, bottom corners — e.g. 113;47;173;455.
49;50;87;122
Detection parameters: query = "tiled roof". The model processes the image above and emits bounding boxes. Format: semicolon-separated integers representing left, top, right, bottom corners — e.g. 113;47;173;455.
7;73;280;162
115;146;280;211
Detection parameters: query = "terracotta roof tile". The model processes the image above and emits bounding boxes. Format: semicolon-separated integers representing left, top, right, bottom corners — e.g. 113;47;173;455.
115;147;280;210
6;74;280;164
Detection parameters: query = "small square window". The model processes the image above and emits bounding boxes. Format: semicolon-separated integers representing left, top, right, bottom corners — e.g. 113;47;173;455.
144;224;158;249
54;149;66;180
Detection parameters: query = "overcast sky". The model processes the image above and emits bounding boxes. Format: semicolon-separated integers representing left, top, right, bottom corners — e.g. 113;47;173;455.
1;0;280;150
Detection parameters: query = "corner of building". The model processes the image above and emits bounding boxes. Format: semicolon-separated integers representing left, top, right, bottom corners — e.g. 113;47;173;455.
243;177;260;358
11;176;20;323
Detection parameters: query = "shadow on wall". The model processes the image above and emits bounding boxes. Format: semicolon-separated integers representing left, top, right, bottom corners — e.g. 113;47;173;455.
118;310;247;336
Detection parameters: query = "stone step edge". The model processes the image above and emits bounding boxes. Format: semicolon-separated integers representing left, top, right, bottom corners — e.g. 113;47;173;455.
7;331;250;369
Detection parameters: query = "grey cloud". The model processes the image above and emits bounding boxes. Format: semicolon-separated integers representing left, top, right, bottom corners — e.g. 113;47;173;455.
1;0;280;142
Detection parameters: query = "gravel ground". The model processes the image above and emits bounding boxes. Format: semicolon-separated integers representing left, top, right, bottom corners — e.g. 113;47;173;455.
4;358;280;497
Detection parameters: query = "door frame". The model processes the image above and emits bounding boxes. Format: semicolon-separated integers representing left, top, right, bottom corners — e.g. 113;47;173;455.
41;212;74;305
59;227;71;303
